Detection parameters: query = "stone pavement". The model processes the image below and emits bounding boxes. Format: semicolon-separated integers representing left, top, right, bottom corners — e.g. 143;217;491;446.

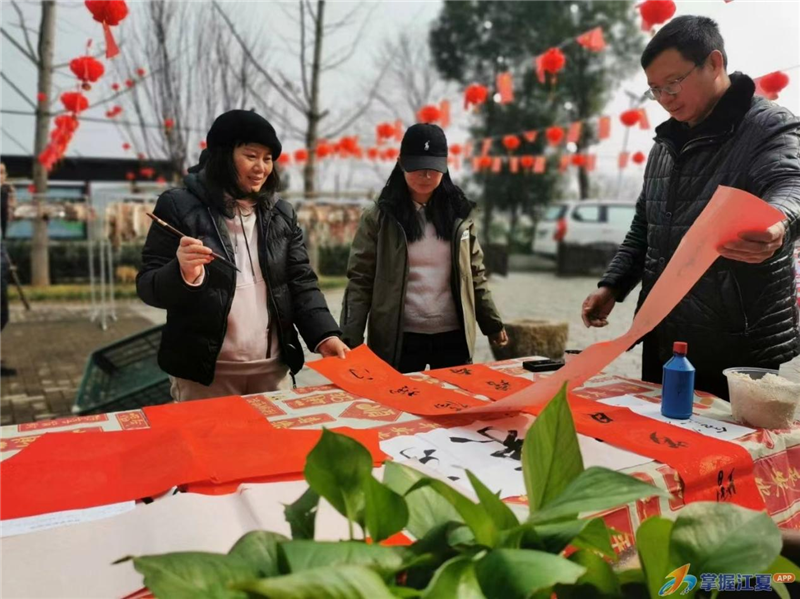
2;271;799;425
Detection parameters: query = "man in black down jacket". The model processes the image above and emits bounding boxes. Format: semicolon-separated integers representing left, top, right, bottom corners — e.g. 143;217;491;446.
582;16;800;400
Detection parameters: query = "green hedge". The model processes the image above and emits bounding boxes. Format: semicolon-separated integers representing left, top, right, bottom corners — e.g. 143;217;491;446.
4;241;144;284
318;245;351;277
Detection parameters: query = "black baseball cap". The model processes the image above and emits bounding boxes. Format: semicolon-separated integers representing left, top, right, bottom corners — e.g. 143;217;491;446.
399;123;448;173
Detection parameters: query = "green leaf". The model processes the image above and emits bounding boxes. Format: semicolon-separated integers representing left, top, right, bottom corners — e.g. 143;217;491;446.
409;478;498;547
616;568;646;586
422;556;486;599
475;548;586;599
284;487;320;541
278;540;410;578
635;516;674;599
669;502;782;575
522;383;584;512
565;549;621;597
132;552;254;599
466;470;519;531
228;531;287;578
384;461;462;540
765;556;800;599
233;564;396;598
304;429;373;524
531;517;615;559
364;474;409;543
531;467;667;523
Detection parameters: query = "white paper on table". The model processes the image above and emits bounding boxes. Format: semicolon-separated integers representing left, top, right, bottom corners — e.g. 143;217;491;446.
0;500;136;538
0;480;353;599
380;414;653;500
598;394;754;441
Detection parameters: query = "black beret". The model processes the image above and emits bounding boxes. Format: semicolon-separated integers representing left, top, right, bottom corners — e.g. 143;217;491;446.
206;110;282;160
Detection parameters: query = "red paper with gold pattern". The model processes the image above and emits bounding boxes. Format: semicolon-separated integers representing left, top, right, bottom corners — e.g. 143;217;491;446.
428;363;764;510
308;345;486;415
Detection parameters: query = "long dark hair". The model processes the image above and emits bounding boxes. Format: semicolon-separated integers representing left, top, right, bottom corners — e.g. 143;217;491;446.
377;164;473;242
203;142;281;214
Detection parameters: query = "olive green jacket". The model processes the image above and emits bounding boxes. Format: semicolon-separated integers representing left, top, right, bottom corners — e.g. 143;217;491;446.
340;204;504;368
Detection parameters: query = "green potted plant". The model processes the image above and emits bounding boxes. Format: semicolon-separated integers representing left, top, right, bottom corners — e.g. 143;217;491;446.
120;384;800;598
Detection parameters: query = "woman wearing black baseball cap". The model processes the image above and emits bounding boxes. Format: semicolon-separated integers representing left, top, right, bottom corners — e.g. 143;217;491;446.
137;109;348;400
341;123;508;373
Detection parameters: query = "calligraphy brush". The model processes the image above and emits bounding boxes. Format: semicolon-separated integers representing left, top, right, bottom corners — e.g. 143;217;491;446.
146;212;240;272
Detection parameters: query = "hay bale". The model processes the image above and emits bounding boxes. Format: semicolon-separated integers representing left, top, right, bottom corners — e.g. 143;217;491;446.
491;318;569;361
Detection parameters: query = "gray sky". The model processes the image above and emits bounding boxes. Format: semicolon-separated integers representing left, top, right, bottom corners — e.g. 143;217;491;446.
1;0;798;194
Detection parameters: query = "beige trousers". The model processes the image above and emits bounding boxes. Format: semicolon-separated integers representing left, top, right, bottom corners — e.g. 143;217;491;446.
169;367;291;402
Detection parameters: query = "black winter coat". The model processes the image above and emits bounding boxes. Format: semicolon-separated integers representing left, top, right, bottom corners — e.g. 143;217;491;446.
600;74;800;369
136;172;341;385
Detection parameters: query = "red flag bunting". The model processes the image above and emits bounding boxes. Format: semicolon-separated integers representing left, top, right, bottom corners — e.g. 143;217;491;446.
496;72;514;104
598;116;611;140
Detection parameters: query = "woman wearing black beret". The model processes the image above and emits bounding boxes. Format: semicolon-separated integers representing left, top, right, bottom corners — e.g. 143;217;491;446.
137;109;348;400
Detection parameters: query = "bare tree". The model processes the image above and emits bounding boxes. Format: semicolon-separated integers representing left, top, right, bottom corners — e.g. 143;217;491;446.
108;1;275;176
1;0;56;286
214;0;390;198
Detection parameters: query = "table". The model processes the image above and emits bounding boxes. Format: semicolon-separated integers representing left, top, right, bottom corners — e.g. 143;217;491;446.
3;355;800;566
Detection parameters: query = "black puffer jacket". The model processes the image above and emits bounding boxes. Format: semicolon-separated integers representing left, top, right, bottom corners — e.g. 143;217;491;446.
600;74;800;369
136;172;341;385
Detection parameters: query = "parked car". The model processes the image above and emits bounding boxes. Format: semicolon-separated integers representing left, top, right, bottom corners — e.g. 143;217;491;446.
533;200;636;275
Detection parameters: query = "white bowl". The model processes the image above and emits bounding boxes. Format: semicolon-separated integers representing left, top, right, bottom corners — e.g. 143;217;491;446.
723;367;800;429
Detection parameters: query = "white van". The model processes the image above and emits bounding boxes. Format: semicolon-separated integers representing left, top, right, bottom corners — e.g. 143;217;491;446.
533;200;636;274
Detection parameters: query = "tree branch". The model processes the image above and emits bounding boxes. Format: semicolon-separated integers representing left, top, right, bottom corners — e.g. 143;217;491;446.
1;27;37;65
1;71;38;109
10;1;37;61
212;0;308;115
299;0;311;105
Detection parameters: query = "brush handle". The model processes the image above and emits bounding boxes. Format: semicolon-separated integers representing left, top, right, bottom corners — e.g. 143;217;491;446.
146;212;240;272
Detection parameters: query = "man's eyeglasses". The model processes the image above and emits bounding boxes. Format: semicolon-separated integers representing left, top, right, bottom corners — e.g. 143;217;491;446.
644;63;700;100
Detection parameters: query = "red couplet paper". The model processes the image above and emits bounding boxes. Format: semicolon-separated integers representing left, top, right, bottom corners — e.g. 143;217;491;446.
143;395;265;429
0;427;206;520
308;345;487;416
428;363;764;510
464;186;786;415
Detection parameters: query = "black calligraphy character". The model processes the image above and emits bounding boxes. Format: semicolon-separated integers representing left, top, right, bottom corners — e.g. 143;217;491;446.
716;469;736;502
451;367;472;375
487;380;511;392
400;448;439;465
450;427;523;470
390;385;420;397
349;368;374;381
649;432;689;449
589;412;613;424
434;401;468;411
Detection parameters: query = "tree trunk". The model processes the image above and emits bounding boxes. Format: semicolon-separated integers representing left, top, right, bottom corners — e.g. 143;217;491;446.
31;1;56;287
303;0;325;198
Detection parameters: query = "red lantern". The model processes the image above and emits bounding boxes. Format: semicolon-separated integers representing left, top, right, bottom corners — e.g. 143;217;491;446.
477;156;493;171
759;71;790;95
136;67;146;77
620;109;641;127
367;147;380;160
85;0;128;58
502;135;521;152
125;171;135;181
339;136;360;156
125;79;134;88
137;152;146;160
632;151;647;165
36;92;46;103
111;83;120;91
639;0;676;30
545;126;565;146
450;144;462;156
163;118;175;131
54;115;79;132
520;155;535;169
541;48;566;76
316;140;333;159
155;176;167;184
464;84;489;110
69;56;105;90
383;148;400;161
199;140;207;149
277;154;291;166
60;92;89;113
294;149;308;162
571;154;586;167
122;142;131;150
140;167;155;178
376;122;396;143
417;104;442;124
